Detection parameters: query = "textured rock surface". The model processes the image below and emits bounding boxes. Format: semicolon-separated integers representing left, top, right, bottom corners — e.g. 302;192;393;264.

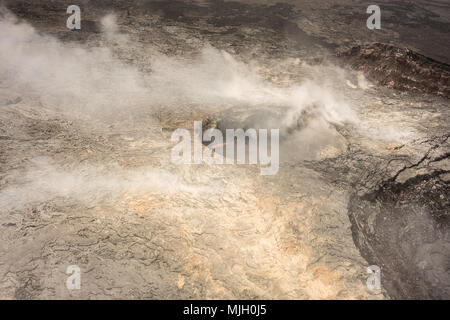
349;173;449;299
338;43;450;98
0;0;449;299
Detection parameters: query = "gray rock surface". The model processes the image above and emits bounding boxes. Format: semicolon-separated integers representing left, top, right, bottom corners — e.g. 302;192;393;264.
0;0;448;299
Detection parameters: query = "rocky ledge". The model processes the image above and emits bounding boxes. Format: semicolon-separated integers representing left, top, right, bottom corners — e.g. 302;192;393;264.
338;43;450;99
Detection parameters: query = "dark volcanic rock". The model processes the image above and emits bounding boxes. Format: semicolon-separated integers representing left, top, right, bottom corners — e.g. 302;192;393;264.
339;43;450;98
347;132;450;299
349;173;450;299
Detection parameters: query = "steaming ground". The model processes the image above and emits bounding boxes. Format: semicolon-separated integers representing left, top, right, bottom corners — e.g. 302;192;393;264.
0;1;449;299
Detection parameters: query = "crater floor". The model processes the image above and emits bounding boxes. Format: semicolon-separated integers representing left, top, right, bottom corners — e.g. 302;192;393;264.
0;0;448;299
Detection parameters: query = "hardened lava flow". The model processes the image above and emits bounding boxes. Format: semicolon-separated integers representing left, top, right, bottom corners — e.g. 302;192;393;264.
0;0;449;300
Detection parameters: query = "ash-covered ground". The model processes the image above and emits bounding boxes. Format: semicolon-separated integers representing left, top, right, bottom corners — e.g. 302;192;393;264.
0;0;448;299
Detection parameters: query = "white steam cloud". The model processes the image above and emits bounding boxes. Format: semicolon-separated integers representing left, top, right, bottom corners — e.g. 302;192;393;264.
0;8;358;210
0;158;218;212
0;8;356;122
